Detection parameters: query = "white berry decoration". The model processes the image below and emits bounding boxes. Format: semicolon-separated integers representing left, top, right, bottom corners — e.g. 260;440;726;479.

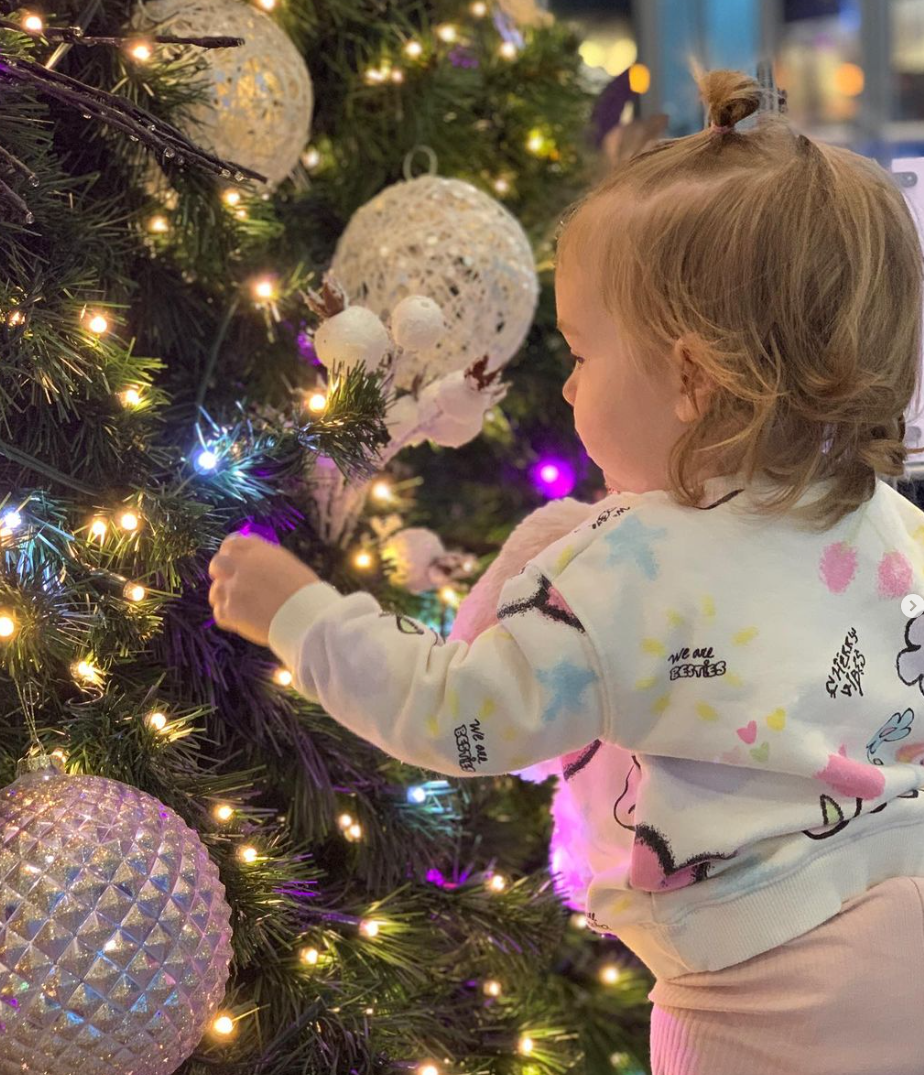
313;306;391;373
391;295;447;352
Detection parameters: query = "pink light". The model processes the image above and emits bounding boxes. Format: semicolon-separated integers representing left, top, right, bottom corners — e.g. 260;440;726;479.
532;457;577;499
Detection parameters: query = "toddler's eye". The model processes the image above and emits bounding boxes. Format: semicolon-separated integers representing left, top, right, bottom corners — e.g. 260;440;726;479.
569;352;585;366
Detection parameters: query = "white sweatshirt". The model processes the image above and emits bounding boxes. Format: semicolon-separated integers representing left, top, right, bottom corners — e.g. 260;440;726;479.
269;471;924;981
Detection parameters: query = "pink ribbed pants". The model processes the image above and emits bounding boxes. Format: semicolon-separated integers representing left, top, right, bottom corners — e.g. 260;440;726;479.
648;877;924;1075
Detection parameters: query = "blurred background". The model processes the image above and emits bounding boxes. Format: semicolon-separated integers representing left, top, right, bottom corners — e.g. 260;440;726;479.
549;0;924;160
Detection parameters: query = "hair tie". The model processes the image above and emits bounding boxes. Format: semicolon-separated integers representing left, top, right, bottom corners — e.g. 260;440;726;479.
711;122;733;133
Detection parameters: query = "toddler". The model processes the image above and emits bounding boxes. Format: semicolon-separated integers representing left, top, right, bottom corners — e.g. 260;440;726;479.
209;69;924;1075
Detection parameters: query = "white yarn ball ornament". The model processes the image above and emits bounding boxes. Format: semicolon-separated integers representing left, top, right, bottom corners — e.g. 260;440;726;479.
314;307;391;372
390;295;447;352
331;175;539;390
132;0;313;188
382;528;446;594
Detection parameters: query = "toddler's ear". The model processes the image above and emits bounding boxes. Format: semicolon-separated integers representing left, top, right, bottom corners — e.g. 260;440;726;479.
672;339;715;423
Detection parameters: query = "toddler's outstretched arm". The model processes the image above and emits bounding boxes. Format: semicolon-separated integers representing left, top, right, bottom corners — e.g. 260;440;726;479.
209;532;610;778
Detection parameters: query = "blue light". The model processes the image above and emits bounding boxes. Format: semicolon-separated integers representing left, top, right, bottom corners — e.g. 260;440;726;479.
407;785;427;804
196;449;219;472
2;511;21;530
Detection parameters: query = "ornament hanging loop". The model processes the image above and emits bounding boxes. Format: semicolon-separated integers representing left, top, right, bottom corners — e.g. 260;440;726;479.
402;144;439;180
15;679;53;774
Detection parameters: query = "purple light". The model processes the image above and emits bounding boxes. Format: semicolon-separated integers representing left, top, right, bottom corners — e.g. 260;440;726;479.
532;457;576;499
236;519;280;545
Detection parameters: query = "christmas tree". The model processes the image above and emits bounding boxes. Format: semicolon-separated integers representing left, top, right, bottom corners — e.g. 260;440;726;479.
0;1;653;1073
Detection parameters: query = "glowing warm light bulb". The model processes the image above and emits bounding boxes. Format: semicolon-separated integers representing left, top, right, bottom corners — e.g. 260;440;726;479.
570;913;587;930
338;812;353;830
600;964;621;985
121;387;142;407
518;1035;534;1055
50;749;68;764
420;1065;440;1075
0;614;18;639
222;189;241;207
257;0;276;9
235;208;248;220
22;14;43;32
462;558;476;573
147;711;167;732
252;277;275;301
489;873;507;892
371;480;393;502
390;68;405;83
90;518;108;540
7;310;25;326
628;62;651;95
353;550;373;570
483;979;502;997
129;41;152;62
301;946;320;965
493;177;510;195
214;803;234;822
834;62;865;97
212;1014;235;1036
124;582;146;602
303;147;321;169
471;0;488;15
499;41;518;59
87;313;109;335
405;40;423;58
526;130;545;154
148;215;169;233
240;846;258;863
436;23;458;42
119;511;140;532
307;392;328;413
346;822;363;841
365;67;384;83
274;668;293;687
359;919;381;938
74;659;102;685
439;586;459;607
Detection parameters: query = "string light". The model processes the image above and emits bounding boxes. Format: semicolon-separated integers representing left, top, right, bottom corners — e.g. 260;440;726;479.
50;749;68;765
0;614;18;639
212;1014;235;1037
239;846;259;864
235;208;248;220
439;586;459;608
120;387;143;407
252;277;276;302
570;913;587;929
274;668;293;687
195;448;219;472
306;392;328;413
488;873;507;892
124;582;146;602
300;946;320;965
499;41;518;60
493;177;511;195
89;517;108;540
359;919;381;938
148;215;169;233
222;189;242;207
526;130;545;154
404;40;423;58
353;550;374;570
303;147;321;170
338;812;353;830
214;803;234;822
146;711;168;732
436;24;458;43
407;785;427;804
257;0;276;9
345;822;363;841
2;510;22;531
462;557;476;573
471;1;488;15
128;41;153;62
518;1035;535;1056
419;1065;440;1075
119;511;141;532
483;979;502;997
22;13;43;32
599;964;621;985
390;68;405;84
74;659;103;686
628;62;651;95
7;310;25;326
371;480;393;502
86;313;109;335
365;67;386;84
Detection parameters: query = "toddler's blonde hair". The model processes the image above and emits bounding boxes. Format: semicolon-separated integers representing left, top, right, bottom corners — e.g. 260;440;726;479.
556;68;924;531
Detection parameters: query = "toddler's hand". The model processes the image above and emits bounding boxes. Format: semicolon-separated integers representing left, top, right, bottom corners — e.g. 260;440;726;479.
208;534;321;647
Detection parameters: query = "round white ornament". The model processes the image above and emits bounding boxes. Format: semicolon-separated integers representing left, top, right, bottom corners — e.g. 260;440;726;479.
132;0;313;188
382;527;446;594
390;295;447;352
330;175;539;390
313;306;391;372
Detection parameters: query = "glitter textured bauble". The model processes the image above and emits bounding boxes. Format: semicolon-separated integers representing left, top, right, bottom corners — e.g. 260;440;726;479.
133;0;313;188
0;767;233;1075
331;176;539;390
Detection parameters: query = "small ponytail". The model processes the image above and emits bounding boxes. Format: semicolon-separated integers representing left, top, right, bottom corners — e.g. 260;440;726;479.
695;67;762;131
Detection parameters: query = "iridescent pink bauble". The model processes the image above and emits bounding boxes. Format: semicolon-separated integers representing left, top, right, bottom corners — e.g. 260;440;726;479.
0;767;233;1075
